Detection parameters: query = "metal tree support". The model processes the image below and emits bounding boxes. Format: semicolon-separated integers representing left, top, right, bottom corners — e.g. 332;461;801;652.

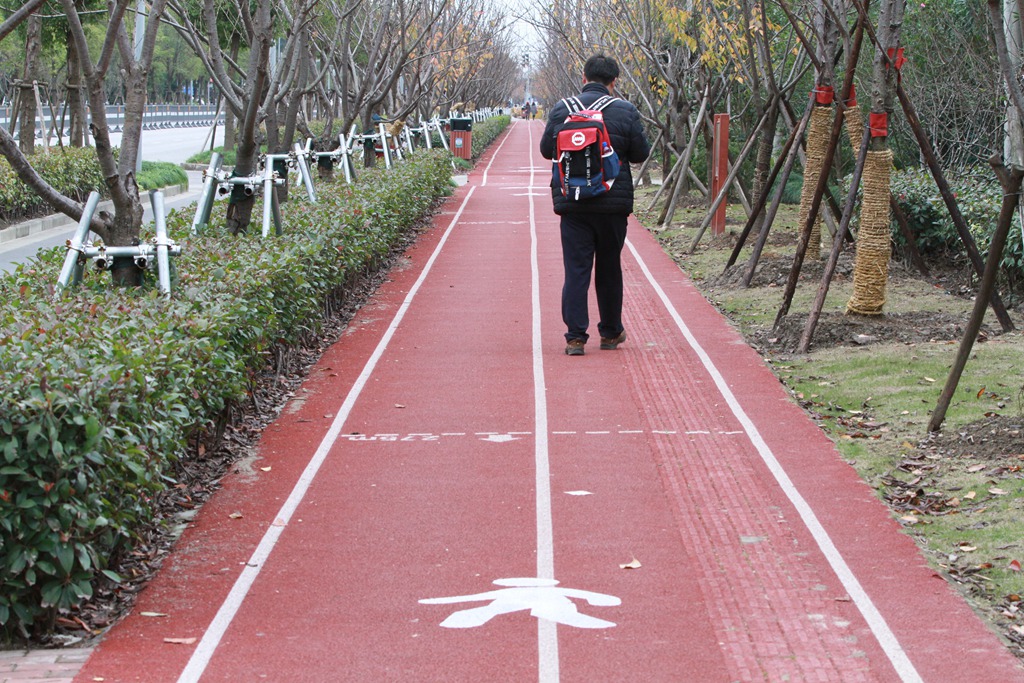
56;191;102;293
260;160;282;238
212;173;284;237
312;133;357;184
191;152;223;234
432;119;451;152
377;122;393;169
150;191;175;295
55;190;182;297
292;141;317;203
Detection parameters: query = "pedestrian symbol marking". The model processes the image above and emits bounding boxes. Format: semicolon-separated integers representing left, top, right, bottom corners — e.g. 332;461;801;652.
419;578;620;629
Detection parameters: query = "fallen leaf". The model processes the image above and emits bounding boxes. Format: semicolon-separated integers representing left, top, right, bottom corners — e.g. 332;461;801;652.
163;637;197;645
924;376;936;383
965;491;977;500
619;557;642;570
1012;625;1024;636
1011;560;1022;572
990;488;1009;496
564;490;593;496
260;466;272;472
228;512;243;519
958;545;977;552
900;515;920;525
140;612;169;618
394;404;406;409
977;387;987;399
967;464;986;473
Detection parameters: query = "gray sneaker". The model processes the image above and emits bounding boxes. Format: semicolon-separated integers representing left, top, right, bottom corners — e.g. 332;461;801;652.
565;339;586;356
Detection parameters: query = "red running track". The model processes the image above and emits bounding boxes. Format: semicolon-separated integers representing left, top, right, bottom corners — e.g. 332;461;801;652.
75;120;1023;682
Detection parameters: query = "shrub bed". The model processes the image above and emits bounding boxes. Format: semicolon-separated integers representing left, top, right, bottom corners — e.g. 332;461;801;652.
890;167;1024;288
1;153;190;225
469;115;510;158
137;161;189;191
0;148;106;224
0;146;462;639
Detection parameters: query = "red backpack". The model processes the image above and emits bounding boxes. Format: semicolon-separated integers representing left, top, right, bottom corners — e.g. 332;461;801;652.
552;95;622;201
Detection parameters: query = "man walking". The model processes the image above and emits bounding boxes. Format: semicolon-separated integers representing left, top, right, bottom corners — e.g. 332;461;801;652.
540;53;651;356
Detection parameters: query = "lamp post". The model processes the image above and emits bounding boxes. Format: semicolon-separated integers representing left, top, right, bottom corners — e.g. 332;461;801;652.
521;54;531;103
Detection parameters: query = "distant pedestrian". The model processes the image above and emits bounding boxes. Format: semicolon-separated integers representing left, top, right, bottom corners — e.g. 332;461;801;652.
539;53;651;356
530;102;537;120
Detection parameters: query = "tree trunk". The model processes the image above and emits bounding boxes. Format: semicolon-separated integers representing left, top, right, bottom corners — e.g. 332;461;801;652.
66;28;86;148
223;32;242;151
19;13;42;155
751;99;779;238
225;16;272;235
1004;0;1024;165
847;0;906;316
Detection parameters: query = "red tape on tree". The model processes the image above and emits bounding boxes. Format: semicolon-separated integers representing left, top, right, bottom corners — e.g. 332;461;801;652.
814;85;835;105
887;47;907;71
845;83;857;107
869;112;888;138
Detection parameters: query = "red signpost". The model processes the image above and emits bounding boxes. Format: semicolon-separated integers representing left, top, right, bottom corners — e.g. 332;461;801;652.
711;113;730;235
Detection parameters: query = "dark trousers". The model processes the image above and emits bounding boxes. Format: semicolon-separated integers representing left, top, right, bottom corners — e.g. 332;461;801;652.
560;213;628;342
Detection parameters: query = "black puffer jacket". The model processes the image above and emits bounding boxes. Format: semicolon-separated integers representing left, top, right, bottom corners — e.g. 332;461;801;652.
540;82;651;216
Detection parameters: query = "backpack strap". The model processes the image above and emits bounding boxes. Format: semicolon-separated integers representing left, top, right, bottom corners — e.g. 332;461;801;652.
590;95;620;112
562;97;586;114
562;95;620;114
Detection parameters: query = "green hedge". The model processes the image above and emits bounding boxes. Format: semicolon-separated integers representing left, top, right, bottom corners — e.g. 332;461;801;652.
889;167;1024;285
469;115;510;158
0;143;468;638
137;161;189;191
0;148;106;223
1;153;190;224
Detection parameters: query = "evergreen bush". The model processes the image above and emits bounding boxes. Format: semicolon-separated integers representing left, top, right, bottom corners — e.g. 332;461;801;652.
0;147;459;639
0;148;106;223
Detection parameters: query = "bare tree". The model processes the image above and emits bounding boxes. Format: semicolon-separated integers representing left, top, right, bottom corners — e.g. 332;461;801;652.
0;0;170;286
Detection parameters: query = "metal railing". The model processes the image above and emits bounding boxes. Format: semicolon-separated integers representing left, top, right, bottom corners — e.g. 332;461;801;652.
0;103;224;137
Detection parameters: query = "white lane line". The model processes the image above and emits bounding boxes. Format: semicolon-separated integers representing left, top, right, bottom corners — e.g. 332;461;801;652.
482;119;520;187
624;238;924;683
175;186;478;683
527;121;560;683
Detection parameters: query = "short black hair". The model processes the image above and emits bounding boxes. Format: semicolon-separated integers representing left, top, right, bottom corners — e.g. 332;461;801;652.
584;54;619;85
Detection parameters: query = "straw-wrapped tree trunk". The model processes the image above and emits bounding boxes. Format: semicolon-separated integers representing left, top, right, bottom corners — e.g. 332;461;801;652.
847;0;907;315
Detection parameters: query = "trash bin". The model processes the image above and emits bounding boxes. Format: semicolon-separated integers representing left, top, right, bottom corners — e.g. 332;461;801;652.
450;117;473;160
